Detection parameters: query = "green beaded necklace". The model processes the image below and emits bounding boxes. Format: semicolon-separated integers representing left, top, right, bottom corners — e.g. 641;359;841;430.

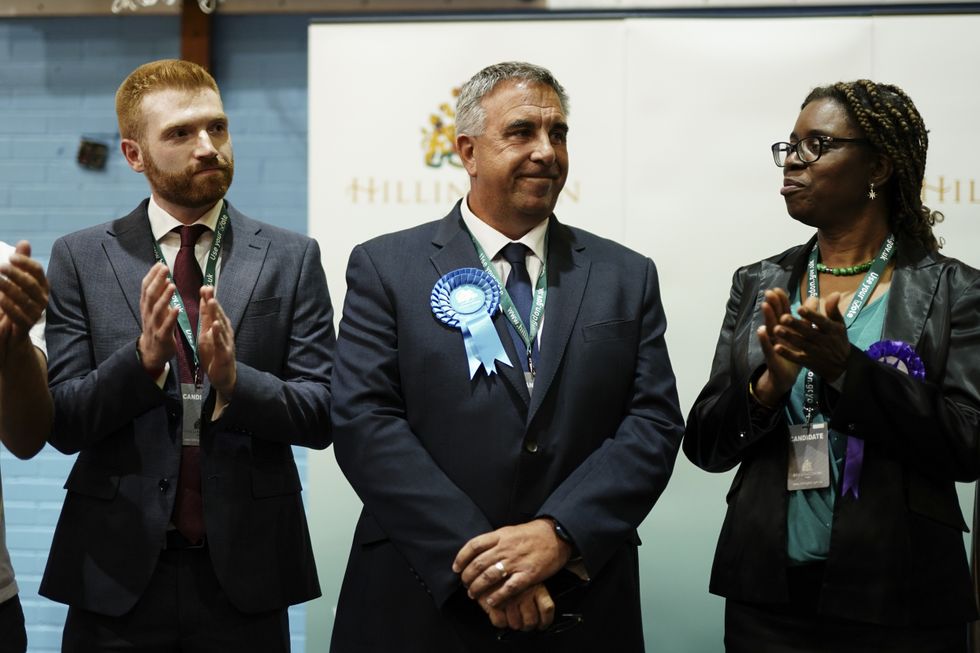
815;259;875;276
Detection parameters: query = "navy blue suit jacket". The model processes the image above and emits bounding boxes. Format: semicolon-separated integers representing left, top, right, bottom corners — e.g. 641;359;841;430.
40;200;334;616
330;204;684;652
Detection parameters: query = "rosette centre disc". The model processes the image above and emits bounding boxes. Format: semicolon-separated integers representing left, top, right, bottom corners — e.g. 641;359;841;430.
882;355;908;374
450;285;485;315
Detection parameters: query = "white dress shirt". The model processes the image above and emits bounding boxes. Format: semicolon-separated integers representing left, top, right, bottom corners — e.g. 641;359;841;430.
460;195;548;347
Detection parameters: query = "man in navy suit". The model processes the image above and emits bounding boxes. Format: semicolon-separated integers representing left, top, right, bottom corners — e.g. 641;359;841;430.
331;61;684;652
41;59;334;652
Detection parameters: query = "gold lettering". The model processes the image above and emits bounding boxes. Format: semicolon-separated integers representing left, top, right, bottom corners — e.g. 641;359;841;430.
347;178;379;204
922;177;980;204
395;181;409;205
343;178;588;206
922;176;951;203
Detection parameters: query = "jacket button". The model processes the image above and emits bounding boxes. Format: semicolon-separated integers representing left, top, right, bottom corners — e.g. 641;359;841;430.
525;441;539;453
159;478;170;492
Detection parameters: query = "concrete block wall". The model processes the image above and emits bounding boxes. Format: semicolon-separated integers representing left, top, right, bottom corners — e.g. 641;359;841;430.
0;14;313;652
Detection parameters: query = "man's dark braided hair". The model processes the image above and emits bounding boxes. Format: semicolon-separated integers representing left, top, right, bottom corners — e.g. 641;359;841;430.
803;80;942;251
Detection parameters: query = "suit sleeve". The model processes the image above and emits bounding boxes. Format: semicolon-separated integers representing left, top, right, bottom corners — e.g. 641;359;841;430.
215;237;334;450
537;258;686;578
828;271;980;483
46;237;169;454
683;266;785;474
331;244;494;608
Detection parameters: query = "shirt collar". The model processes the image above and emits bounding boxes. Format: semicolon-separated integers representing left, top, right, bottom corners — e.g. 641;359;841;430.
147;196;223;242
460;194;549;263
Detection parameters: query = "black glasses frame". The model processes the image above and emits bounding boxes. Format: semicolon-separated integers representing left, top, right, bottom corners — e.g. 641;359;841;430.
771;135;871;167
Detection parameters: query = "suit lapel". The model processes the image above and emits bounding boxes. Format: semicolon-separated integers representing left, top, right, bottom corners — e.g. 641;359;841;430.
101;202;158;330
882;247;940;348
746;239;813;375
213;206;269;335
526;220;589;424
206;205;268;399
750;259;794;371
429;207;530;406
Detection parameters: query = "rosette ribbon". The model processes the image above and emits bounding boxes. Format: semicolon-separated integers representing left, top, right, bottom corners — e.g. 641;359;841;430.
842;340;926;499
431;268;511;379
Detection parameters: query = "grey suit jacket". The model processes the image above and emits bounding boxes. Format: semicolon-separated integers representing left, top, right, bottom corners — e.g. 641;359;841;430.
40;199;334;615
330;203;685;652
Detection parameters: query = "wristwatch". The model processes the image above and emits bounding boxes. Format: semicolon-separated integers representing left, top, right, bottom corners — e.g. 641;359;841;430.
553;520;574;547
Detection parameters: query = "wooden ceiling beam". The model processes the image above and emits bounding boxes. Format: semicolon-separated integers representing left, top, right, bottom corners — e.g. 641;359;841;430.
180;0;211;70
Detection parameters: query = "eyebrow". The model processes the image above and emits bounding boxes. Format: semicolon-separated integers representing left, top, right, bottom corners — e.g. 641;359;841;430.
506;119;535;131
789;129;831;140
161;114;228;134
505;119;569;134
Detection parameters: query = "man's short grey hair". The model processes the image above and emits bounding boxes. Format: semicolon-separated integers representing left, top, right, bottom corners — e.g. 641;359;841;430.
455;61;569;137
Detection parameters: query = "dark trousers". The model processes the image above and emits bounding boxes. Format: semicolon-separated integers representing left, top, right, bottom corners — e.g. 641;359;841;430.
0;594;27;653
725;563;967;653
62;544;289;653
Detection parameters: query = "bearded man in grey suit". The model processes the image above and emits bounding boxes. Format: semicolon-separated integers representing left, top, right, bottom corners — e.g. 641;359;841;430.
40;59;334;652
330;61;685;652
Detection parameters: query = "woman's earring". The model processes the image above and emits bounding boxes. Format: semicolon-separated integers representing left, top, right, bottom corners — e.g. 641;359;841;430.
868;182;877;200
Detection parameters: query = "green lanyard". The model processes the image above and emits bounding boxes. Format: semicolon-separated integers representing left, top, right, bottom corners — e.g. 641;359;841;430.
465;228;547;367
150;202;230;370
801;233;895;422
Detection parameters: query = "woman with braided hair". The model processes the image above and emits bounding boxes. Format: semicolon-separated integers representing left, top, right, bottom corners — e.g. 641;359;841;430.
684;79;980;652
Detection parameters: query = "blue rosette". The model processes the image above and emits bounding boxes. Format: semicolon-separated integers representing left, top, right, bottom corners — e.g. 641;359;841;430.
431;268;511;378
866;339;925;381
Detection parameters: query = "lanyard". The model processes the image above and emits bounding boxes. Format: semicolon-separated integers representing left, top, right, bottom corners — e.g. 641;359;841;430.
801;233;895;422
150;202;230;370
465;228;547;369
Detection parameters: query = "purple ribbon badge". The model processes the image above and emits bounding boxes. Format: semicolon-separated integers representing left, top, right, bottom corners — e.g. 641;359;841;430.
866;339;926;381
842;340;925;499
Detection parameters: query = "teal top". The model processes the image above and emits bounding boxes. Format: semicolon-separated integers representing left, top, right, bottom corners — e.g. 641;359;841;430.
785;289;889;564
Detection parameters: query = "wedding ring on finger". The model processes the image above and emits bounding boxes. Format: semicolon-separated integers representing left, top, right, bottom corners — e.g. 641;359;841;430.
494;561;507;578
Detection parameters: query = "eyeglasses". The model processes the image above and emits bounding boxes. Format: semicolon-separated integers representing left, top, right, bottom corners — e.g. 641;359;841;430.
771;135;871;167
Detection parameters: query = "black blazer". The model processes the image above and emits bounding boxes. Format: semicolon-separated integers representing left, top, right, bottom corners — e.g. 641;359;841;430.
330;204;685;652
684;235;980;627
40;201;335;616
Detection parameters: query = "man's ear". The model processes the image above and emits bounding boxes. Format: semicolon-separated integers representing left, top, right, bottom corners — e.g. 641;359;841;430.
456;134;477;177
120;138;145;173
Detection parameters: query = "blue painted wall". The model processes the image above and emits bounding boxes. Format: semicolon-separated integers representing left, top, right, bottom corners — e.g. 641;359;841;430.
0;14;312;652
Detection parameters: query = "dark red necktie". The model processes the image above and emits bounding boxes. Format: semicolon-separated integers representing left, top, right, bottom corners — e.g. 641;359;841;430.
171;224;208;544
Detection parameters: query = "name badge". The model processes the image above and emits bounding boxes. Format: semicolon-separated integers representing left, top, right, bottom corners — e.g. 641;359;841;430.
524;371;534;395
180;382;204;446
787;422;830;490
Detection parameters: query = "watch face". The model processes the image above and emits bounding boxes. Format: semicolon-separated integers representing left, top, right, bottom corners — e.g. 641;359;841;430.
554;521;572;543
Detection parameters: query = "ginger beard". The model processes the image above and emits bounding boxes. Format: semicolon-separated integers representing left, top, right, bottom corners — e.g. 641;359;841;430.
143;146;234;211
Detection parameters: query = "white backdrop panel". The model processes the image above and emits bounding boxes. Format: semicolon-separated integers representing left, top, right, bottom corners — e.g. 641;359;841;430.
623;18;874;651
308;14;980;652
